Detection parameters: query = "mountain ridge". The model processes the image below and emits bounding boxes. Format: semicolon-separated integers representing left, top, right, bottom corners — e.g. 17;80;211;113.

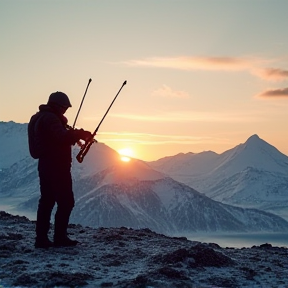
148;134;288;220
1;121;288;233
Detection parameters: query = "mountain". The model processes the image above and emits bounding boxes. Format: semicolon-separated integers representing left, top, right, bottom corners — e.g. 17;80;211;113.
148;134;288;220
69;163;288;233
1;121;288;234
4;150;287;234
0;121;29;169
1;212;288;288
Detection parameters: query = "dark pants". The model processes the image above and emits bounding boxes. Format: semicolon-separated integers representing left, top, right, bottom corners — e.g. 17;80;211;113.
36;160;74;241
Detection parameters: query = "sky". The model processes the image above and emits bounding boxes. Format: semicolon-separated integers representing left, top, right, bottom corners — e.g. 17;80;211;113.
1;0;288;161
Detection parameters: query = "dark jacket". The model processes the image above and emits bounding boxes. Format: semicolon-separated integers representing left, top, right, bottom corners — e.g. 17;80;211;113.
31;104;78;169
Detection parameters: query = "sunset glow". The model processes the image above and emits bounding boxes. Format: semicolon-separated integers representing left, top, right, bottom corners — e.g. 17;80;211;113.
1;1;287;161
120;156;131;162
118;148;134;162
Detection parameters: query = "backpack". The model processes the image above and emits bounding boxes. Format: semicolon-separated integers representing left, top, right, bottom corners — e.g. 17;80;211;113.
28;112;44;159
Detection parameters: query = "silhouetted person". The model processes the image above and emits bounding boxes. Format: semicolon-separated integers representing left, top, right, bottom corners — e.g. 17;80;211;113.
28;91;92;248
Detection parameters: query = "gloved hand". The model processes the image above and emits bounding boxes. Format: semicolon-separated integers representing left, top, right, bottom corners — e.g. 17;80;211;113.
75;129;93;141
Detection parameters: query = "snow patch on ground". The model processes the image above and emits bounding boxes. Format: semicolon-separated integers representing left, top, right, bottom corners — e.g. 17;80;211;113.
0;211;287;288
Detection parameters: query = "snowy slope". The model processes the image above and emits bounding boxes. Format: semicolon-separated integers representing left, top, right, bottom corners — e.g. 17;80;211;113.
148;134;288;220
0;121;30;169
149;150;220;176
70;169;288;233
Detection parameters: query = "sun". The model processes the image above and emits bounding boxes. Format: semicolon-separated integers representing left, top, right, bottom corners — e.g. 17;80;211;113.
118;148;134;162
120;156;131;162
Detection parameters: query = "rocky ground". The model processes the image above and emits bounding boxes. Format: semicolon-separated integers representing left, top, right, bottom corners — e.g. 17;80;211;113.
0;211;287;287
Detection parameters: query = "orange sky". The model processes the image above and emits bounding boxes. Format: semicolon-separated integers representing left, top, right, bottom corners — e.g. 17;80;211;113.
1;1;287;160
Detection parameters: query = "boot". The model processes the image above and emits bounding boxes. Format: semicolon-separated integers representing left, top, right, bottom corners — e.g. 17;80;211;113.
54;236;79;247
35;237;54;249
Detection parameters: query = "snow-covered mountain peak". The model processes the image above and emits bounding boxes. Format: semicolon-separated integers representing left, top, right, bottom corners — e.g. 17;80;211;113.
239;134;276;153
246;133;260;143
72;142;120;178
241;134;270;153
213;134;288;176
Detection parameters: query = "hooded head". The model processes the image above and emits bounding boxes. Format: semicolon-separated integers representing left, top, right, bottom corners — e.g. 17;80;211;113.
47;91;72;108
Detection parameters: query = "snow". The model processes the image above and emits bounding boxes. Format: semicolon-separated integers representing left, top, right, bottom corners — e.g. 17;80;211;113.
149;151;219;176
148;134;288;220
213;134;288;176
0;211;287;288
0;121;30;169
153;181;176;210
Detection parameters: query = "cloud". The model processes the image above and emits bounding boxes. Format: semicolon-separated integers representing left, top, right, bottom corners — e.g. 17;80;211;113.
256;87;288;98
98;131;228;146
124;56;254;71
103;110;267;123
123;56;288;83
151;85;190;99
252;68;288;81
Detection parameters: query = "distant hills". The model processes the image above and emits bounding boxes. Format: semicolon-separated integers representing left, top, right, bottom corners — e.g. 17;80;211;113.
0;121;288;234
